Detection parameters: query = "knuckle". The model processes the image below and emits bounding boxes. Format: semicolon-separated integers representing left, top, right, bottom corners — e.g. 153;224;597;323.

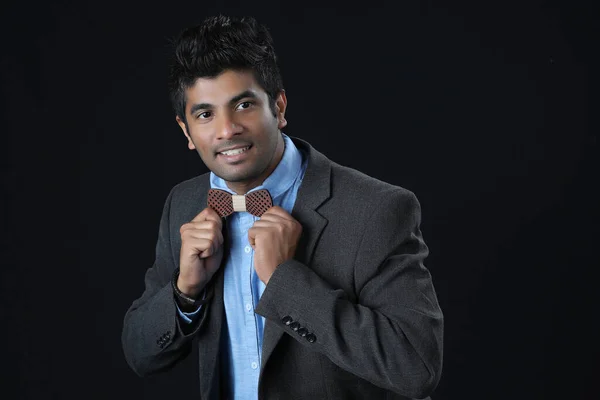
197;239;208;252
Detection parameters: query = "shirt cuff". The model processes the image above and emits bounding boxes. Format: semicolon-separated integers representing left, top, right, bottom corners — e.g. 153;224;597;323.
175;290;206;324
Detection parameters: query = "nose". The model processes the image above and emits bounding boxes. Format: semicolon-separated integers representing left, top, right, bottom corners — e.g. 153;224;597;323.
216;111;243;140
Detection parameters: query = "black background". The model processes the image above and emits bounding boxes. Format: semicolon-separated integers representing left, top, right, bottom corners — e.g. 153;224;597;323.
1;0;597;399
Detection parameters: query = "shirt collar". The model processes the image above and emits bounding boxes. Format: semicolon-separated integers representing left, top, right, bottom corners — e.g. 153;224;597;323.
209;133;303;202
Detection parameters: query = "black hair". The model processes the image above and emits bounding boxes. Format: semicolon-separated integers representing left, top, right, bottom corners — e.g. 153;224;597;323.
168;15;284;124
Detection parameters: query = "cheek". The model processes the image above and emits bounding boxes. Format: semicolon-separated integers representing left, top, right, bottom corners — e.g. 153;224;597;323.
253;114;279;137
189;137;211;158
198;144;213;159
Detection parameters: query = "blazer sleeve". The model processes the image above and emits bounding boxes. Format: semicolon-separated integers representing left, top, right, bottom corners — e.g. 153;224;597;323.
255;189;443;399
121;186;211;377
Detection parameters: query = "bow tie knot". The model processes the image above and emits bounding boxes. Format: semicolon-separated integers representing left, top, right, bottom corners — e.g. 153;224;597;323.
207;188;273;217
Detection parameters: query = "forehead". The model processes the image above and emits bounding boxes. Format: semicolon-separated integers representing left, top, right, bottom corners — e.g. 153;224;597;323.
184;69;265;109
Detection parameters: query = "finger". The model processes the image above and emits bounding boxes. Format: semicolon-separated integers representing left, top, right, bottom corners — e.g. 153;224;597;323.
180;219;221;236
248;226;260;248
203;207;223;224
183;228;224;246
256;213;287;224
248;225;273;246
186;220;222;232
251;218;283;228
191;207;211;222
253;216;295;232
198;232;225;258
200;243;221;258
191;207;223;225
261;206;292;219
185;238;217;258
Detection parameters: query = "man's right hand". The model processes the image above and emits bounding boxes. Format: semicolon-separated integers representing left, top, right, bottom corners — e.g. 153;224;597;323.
177;207;224;298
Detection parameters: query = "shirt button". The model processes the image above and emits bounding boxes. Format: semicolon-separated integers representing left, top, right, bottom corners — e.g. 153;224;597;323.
251;362;258;370
245;303;252;311
245;246;251;253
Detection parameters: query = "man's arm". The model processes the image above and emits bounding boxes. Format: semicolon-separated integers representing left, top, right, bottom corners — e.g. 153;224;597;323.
121;187;210;377
255;189;443;399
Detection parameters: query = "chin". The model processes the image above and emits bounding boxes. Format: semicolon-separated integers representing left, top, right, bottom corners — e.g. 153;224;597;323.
214;168;258;184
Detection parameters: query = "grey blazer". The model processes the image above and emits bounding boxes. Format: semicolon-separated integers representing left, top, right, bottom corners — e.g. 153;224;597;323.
122;136;444;400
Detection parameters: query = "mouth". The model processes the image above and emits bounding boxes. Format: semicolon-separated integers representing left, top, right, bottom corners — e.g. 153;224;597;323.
217;145;252;162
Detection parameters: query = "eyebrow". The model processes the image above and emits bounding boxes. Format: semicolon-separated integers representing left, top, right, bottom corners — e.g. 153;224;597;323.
189;90;259;116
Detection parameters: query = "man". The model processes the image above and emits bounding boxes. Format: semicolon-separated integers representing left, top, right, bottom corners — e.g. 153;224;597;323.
122;15;443;400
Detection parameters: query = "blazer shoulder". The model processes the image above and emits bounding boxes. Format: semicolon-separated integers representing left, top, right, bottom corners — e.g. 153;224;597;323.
325;161;423;235
328;161;418;206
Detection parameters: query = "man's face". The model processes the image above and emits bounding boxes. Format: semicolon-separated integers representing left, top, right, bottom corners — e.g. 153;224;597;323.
177;69;287;193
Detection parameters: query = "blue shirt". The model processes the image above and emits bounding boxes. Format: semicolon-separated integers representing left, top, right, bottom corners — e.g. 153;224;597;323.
178;133;307;399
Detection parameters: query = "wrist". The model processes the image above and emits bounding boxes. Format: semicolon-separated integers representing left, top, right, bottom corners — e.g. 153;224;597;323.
176;276;204;298
171;268;211;310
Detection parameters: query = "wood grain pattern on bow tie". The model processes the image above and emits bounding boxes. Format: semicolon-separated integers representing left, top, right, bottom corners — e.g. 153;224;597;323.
207;188;273;217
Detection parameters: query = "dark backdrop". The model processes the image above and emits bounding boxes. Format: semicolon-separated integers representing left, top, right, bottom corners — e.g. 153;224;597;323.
1;1;597;399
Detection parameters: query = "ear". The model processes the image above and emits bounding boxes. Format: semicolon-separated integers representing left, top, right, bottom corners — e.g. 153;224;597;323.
176;115;196;150
274;90;288;129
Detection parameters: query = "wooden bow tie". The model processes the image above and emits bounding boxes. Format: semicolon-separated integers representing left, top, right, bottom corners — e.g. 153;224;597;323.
207;188;273;217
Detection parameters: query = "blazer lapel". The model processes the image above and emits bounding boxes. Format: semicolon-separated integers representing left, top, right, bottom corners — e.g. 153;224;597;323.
260;137;331;371
190;175;227;400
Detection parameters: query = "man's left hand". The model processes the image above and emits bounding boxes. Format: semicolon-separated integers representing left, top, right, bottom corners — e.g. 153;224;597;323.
248;206;302;284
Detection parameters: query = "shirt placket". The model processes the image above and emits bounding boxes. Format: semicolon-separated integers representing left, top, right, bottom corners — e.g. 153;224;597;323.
239;213;261;375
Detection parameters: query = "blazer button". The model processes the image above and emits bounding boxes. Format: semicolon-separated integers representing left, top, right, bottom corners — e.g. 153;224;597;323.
289;322;300;331
305;333;317;343
281;316;293;326
297;327;308;337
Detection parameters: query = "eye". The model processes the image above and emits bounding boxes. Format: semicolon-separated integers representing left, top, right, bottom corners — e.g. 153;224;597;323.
236;101;253;110
196;111;212;119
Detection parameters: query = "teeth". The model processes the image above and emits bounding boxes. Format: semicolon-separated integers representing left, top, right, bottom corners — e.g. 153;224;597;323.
221;146;249;156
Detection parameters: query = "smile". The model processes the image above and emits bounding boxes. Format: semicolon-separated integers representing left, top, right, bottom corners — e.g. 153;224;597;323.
219;146;250;156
